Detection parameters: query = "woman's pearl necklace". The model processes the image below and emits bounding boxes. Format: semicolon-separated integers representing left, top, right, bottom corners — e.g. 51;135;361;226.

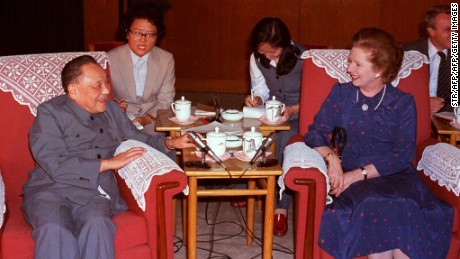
356;84;386;111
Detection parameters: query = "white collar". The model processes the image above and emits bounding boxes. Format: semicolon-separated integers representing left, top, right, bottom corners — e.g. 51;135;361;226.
129;50;149;65
427;39;448;61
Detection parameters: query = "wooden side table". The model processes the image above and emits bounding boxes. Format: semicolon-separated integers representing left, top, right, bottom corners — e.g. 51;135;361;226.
432;117;460;146
155;109;291;138
182;148;282;259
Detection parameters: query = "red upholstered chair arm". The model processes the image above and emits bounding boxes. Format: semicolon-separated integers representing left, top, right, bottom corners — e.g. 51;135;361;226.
284;167;328;259
115;170;187;259
288;134;305;145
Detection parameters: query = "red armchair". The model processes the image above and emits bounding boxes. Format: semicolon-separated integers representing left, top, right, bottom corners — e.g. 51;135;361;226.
0;52;186;259
284;49;459;259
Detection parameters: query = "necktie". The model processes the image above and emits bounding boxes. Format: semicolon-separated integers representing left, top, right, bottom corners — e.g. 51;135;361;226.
437;51;451;112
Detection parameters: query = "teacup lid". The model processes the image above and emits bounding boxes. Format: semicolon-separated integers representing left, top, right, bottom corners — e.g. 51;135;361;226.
266;96;282;105
207;126;225;137
243;126;262;138
175;96;191;104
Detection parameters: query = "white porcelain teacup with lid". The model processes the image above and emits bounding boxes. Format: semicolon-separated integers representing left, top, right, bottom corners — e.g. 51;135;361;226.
171;96;191;122
265;96;285;122
242;126;263;158
206;127;227;157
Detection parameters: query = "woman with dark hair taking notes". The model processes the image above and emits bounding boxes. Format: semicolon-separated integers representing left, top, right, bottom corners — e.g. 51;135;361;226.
242;17;305;236
304;27;452;258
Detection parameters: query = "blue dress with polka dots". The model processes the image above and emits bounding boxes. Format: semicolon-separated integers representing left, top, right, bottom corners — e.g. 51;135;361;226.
304;82;453;258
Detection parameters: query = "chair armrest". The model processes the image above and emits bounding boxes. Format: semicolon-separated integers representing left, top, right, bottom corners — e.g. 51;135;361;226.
116;170;187;259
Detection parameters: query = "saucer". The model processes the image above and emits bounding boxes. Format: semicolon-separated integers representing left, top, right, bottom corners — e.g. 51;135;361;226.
259;115;288;125
234;150;272;162
168;115;199;125
195;151;232;162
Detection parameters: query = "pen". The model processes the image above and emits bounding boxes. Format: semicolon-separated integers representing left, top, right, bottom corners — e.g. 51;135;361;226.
251;89;254;101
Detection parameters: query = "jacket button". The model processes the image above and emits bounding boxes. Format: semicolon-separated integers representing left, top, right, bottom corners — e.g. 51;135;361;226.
97;154;102;159
100;128;104;133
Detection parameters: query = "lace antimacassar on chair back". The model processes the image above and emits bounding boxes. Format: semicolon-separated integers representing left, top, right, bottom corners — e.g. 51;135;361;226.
301;49;429;87
0;52;109;116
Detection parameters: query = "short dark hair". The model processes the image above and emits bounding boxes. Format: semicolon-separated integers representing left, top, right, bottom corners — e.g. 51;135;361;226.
251;17;301;76
61;55;99;93
121;2;166;44
420;5;450;36
352;27;404;84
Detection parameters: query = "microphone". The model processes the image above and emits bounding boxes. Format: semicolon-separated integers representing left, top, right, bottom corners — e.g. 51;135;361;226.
248;132;276;166
187;131;228;170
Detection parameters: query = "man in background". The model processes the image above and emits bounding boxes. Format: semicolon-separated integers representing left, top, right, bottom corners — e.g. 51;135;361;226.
404;5;452;113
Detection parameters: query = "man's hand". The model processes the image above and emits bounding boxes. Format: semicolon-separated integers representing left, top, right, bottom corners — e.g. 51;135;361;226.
115;97;128;112
430;97;445;113
100;147;146;172
282;105;299;120
245;95;263;107
166;133;197;150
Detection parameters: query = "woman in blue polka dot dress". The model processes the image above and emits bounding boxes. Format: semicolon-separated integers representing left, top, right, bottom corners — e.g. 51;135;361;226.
304;27;453;258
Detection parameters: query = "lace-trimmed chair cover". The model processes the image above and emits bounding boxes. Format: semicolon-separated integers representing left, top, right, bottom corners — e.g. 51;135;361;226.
0;52;108;116
300;49;429;86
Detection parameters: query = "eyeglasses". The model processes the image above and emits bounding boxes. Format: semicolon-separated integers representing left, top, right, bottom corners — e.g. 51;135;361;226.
129;30;157;41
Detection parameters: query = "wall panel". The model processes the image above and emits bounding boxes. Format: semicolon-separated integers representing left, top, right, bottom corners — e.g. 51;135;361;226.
83;0;454;94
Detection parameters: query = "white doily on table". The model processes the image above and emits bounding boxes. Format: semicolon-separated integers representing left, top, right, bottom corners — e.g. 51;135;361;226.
0;52;109;116
417;143;460;196
115;139;186;211
279;142;332;205
301;49;429;87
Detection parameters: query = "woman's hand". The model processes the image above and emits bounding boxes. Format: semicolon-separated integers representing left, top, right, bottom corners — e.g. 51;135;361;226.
326;154;344;196
132;114;155;126
245;95;263;107
115;97;128;112
100;147;146;172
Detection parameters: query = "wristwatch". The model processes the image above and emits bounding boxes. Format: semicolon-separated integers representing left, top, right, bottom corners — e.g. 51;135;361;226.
360;167;368;181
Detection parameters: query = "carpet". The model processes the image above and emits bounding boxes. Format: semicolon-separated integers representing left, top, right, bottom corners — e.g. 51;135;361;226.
173;195;295;259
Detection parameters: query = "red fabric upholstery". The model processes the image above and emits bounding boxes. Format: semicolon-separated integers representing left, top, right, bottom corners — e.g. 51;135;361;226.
284;52;459;259
0;55;187;259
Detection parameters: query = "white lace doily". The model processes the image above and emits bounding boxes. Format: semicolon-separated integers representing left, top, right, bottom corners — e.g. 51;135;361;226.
0;171;5;228
301;49;429;87
115;139;185;211
417;143;460;196
279;142;333;205
0;52;109;116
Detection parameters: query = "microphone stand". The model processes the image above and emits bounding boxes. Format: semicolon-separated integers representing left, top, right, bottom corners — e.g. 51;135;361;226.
257;146;278;168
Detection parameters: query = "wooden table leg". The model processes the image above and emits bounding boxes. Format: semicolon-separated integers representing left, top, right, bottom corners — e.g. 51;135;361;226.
247;179;256;246
263;176;275;259
187;177;198;259
450;134;457;145
182;196;187;245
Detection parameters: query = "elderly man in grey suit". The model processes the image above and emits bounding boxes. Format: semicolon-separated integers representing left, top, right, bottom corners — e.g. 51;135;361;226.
21;55;194;259
108;3;175;135
404;5;452;113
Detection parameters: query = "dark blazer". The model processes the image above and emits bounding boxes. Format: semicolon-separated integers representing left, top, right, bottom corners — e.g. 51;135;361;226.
403;37;451;82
